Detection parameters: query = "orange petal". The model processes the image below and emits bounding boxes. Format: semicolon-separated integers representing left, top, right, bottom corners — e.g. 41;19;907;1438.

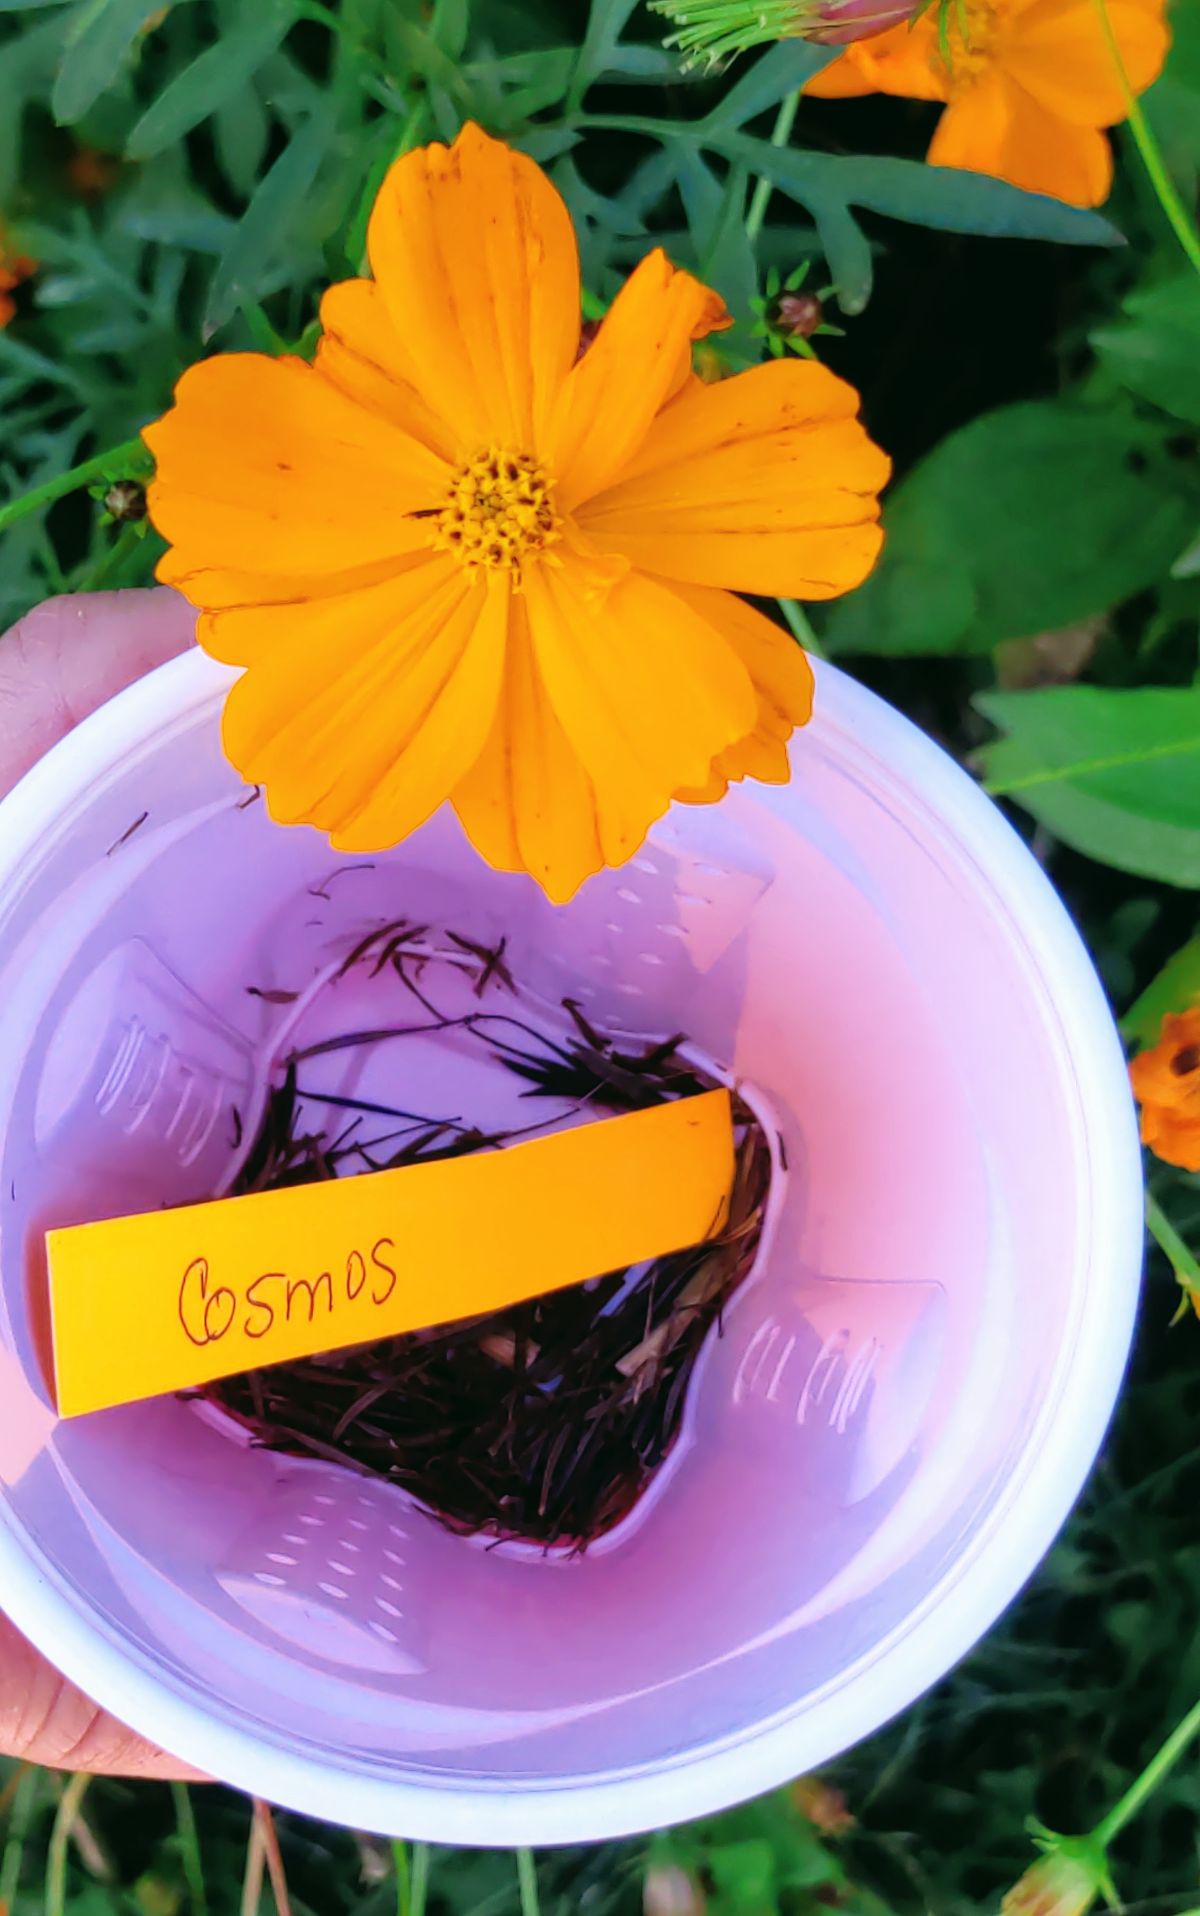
925;73;1014;174
365;121;580;454
331;573;510;851
219;556;507;851
929;78;1112;204
803;49;879;96
453;592;639;902
193;553;438;663
522;556;756;833
549;248;730;510
806;17;948;99
167;553;432;625
1139;1107;1200;1173
146;353;448;589
577;359;889;598
1004;0;1169;127
315;278;460;463
666;583;814;800
457;557;756;901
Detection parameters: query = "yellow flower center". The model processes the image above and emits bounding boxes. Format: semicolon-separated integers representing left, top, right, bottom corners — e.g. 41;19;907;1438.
433;448;561;574
932;0;1002;92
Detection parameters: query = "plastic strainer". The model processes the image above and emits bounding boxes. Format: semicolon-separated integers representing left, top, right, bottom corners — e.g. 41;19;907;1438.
0;642;1141;1845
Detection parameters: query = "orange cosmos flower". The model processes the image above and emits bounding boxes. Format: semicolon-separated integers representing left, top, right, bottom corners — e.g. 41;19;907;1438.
145;123;888;903
1129;1006;1200;1173
0;226;36;329
805;0;1170;207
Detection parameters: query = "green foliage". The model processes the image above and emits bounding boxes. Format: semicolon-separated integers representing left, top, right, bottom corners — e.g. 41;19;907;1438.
124;4;297;161
1092;272;1200;425
824;401;1199;656
976;683;1200;885
1123;932;1200;1043
651;1792;886;1916
51;0;168;127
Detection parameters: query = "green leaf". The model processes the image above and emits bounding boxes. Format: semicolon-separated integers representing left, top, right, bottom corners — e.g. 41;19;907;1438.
719;138;1125;246
1092;275;1200;427
0;11;65;195
212;79;269;195
1146;0;1200;187
433;0;469;57
807;194;873;312
675;147;756;320
125;2;294;158
569;0;640;108
1172;527;1200;579
52;0;175;124
706;1839;778;1910
702;39;838;130
976;683;1200;886
826;154;1126;245
1123;936;1200;1045
824;402;1199;657
203;114;326;336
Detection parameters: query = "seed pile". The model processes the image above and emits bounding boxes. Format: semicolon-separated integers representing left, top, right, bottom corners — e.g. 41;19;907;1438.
205;923;769;1550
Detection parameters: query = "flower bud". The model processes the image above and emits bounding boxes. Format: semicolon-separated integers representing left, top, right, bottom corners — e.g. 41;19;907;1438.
1001;1833;1115;1916
774;291;824;339
103;479;148;524
654;0;919;64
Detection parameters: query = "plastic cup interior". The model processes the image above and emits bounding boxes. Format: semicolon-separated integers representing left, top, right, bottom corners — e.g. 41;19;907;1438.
0;645;1141;1844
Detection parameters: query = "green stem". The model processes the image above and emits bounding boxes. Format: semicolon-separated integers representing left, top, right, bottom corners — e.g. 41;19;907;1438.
393;1841;410;1916
410;1843;431;1916
1093;1693;1200;1845
0;437;147;537
1090;0;1200;279
80;520;143;593
171;1783;208;1916
516;1849;541;1916
574;111;694;141
243;301;292;357
779;596;827;659
0;1768;39;1912
745;89;801;243
45;1773;91;1916
1145;1191;1200;1300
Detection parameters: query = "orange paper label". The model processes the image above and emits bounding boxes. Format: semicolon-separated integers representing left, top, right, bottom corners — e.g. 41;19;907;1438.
47;1089;734;1418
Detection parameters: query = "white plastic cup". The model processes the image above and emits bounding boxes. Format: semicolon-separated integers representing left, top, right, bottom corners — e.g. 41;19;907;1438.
0;643;1141;1845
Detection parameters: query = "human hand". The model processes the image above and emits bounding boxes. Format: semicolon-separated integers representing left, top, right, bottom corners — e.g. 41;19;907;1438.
0;586;202;1777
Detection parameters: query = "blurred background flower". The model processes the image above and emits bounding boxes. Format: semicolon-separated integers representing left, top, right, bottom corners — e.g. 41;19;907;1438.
804;0;1171;205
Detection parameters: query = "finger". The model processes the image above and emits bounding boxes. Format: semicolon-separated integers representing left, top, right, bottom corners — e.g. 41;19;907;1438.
0;587;196;799
0;1612;206;1780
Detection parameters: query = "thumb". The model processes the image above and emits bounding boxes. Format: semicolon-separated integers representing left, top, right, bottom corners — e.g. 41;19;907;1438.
0;587;196;798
